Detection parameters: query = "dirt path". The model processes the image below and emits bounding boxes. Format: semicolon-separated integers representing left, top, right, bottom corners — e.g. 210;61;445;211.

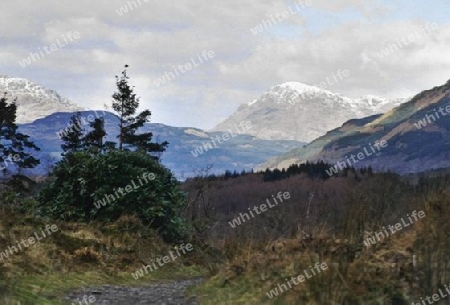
64;278;204;305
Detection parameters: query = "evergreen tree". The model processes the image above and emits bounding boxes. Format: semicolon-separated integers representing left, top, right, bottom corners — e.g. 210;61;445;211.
83;117;106;153
61;112;84;155
0;94;40;175
111;65;168;157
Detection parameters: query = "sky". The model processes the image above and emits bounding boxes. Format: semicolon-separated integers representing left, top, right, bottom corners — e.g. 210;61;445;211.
1;0;449;129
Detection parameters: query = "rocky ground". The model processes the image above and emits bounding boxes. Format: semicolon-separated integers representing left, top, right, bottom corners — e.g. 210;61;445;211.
64;278;204;305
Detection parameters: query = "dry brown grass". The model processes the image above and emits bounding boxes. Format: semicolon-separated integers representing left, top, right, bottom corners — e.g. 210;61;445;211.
0;203;205;304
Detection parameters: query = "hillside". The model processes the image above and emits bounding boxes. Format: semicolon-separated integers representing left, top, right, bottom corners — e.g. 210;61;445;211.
258;80;450;174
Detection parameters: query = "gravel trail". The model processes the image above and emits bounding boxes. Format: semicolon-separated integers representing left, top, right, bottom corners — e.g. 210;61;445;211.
64;277;204;305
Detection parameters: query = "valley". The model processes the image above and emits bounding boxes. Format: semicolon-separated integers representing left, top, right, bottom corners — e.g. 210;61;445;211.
1;2;448;303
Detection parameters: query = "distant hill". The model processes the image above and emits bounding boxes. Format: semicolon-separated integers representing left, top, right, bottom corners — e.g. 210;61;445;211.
18;111;304;178
258;80;450;174
213;82;407;143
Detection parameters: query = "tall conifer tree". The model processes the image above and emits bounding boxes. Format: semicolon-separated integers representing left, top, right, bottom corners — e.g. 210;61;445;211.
0;94;40;175
83;117;106;153
111;65;168;157
61;112;84;155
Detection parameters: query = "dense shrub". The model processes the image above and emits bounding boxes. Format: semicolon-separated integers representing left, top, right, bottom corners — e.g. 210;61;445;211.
37;150;187;241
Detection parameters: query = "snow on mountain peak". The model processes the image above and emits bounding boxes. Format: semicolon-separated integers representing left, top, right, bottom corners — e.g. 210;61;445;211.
277;82;324;94
214;81;408;142
0;75;85;123
356;95;405;111
270;81;342;102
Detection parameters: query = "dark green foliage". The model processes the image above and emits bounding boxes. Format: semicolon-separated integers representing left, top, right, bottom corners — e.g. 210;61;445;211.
112;65;168;156
60;112;85;155
38;150;186;241
61;114;108;155
224;170;241;179
83;117;107;154
0;94;40;175
262;161;332;181
261;162;377;182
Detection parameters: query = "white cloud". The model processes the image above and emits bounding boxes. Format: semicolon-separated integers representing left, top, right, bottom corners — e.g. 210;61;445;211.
0;0;449;129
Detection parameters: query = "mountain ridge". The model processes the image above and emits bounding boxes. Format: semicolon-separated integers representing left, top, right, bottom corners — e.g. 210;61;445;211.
18;111;304;178
213;81;408;142
257;80;450;174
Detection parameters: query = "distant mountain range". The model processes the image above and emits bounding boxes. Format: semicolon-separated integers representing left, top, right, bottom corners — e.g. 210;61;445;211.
258;80;450;174
18;112;303;178
0;75;301;177
5;75;449;177
213;82;407;143
0;75;84;123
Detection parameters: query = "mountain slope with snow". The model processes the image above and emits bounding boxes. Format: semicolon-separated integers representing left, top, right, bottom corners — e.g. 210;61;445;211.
0;75;84;123
213;82;407;143
257;79;450;174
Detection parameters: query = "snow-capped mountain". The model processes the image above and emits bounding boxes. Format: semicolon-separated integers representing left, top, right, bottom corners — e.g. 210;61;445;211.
257;79;450;174
213;82;407;143
0;75;84;123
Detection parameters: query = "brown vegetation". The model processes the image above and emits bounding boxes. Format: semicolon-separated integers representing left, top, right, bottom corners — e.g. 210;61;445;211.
182;169;450;304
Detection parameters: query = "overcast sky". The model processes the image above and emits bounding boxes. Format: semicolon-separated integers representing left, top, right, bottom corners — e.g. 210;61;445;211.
1;0;449;129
